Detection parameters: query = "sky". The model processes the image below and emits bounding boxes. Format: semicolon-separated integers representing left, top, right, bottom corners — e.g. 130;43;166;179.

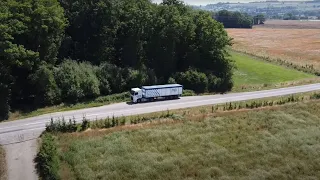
152;0;305;5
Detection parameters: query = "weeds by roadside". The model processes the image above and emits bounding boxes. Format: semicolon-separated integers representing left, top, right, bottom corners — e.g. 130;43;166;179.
45;92;320;134
0;146;7;180
35;133;60;180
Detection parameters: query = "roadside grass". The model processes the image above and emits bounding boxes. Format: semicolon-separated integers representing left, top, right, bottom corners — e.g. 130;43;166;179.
231;51;316;89
8;92;131;121
0;146;7;180
56;99;320;180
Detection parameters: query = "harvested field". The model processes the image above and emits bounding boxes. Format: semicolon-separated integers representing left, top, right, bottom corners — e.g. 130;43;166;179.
227;20;320;71
260;20;320;29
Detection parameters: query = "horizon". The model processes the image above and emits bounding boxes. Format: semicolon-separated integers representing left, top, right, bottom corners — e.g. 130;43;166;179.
152;0;309;5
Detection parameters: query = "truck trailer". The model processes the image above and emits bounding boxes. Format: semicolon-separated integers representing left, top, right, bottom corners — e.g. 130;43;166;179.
130;84;183;103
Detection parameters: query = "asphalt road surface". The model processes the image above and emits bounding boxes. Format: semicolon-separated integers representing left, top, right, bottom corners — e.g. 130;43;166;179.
1;83;320;180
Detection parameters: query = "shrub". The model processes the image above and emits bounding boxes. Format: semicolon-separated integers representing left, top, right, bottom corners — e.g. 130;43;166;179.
98;63;126;93
54;60;84;102
29;64;61;106
175;69;208;93
78;62;100;98
123;68;148;89
207;74;220;92
98;63;158;94
35;133;60;180
55;60;100;102
0;64;12;121
81;116;90;131
94;92;130;103
0;83;10;121
168;77;176;84
182;89;196;96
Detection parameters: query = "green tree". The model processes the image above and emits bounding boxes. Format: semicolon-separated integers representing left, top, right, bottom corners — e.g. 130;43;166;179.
29;64;61;106
254;14;266;25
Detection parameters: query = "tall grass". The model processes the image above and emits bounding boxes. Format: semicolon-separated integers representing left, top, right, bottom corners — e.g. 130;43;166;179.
0;146;7;180
45;92;320;134
35;133;60;180
57;100;320;180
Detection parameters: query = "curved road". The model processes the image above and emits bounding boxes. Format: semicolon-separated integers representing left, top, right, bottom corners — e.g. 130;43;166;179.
1;83;320;180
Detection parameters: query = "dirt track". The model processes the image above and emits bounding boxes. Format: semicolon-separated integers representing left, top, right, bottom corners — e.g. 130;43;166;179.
4;140;38;180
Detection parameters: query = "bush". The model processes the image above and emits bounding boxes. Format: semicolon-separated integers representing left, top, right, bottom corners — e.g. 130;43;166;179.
30;64;61;106
98;63;126;93
94;92;130;103
0;64;12;121
55;60;100;103
175;69;208;93
0;83;10;121
207;74;220;92
98;63;158;94
78;62;100;98
182;89;196;96
35;133;60;180
54;60;84;102
123;68;148;89
168;77;176;84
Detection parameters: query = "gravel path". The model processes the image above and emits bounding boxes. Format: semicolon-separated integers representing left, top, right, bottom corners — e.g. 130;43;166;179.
4;140;38;180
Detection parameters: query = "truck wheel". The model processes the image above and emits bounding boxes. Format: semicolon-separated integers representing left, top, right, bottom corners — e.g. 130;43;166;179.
137;99;141;103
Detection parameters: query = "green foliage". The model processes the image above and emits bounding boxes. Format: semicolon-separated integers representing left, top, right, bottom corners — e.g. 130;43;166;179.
0;63;12;120
167;77;177;84
0;0;66;119
36;133;60;180
81;117;90;131
253;14;266;25
1;0;234;120
55;60;100;103
214;10;253;28
175;69;208;93
29;64;61;106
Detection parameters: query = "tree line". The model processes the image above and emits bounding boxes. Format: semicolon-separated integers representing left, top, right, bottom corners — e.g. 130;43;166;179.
213;10;266;28
0;0;234;120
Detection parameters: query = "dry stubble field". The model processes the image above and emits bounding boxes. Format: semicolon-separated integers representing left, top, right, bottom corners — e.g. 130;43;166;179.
227;20;320;70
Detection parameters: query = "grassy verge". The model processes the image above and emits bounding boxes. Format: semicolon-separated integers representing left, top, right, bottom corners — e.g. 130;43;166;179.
0;146;7;180
230;49;320;76
231;51;316;88
55;98;320;180
8;92;131;121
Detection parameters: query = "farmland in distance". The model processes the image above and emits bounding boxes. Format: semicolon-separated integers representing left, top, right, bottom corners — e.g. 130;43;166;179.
227;20;320;71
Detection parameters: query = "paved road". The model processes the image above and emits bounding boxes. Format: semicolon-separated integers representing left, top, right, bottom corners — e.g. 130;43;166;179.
1;83;320;180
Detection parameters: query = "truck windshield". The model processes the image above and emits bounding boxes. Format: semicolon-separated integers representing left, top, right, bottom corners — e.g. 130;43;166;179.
130;90;135;95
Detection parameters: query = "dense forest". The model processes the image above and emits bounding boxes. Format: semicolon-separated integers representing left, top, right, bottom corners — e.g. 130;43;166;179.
0;0;234;120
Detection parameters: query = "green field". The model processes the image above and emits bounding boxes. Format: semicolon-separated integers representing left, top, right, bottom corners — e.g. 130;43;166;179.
231;51;315;86
57;100;320;180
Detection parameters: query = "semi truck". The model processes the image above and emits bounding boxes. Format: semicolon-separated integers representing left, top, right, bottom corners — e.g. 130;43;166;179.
130;84;183;103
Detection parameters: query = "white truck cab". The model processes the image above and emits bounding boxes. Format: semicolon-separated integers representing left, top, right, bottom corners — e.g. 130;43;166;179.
131;88;142;103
